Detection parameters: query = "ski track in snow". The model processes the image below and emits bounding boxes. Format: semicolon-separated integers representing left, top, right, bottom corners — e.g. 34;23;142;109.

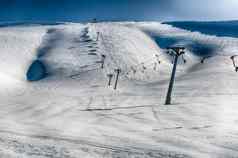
0;22;238;157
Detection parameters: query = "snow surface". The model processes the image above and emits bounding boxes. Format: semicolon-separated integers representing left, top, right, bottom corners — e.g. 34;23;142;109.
0;22;238;158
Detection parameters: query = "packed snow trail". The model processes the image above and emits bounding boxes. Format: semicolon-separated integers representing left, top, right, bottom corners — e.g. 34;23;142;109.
0;22;238;158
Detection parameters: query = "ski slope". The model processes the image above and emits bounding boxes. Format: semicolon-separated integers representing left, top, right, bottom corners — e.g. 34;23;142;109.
0;22;238;158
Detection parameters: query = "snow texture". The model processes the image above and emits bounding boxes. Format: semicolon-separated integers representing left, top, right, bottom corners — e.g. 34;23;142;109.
0;22;238;158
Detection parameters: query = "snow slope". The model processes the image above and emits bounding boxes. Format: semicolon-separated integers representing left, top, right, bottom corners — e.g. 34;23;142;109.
0;22;238;158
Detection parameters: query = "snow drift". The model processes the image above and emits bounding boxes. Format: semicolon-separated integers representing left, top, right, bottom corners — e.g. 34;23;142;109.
0;25;47;81
1;23;170;82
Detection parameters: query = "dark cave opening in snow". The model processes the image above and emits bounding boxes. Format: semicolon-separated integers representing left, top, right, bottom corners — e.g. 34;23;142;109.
26;60;47;81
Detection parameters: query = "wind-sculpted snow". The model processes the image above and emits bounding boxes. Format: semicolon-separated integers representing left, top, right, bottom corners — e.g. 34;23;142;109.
0;26;47;81
27;25;95;81
152;35;218;57
135;22;238;57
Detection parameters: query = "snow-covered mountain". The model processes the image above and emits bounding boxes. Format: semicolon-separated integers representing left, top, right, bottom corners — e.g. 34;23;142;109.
0;22;238;158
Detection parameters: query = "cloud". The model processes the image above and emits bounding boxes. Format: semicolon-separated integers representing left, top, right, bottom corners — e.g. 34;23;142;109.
172;0;238;20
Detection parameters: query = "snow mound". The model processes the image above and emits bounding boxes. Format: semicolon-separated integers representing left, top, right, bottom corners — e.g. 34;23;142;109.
90;23;172;82
1;23;171;82
0;25;48;81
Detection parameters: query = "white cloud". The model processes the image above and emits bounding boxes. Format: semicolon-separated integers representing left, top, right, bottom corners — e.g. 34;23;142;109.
172;0;238;20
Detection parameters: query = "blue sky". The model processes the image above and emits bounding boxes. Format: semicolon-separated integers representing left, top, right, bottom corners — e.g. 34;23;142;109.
0;0;237;22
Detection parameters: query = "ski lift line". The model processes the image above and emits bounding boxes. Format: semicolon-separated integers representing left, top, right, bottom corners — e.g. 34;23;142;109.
116;51;187;78
119;61;185;80
100;32;173;74
198;54;238;68
95;28;185;82
116;52;169;77
99;33;120;68
100;31;151;74
97;31;124;78
200;54;238;60
125;61;183;75
67;34;102;79
97;28;238;80
119;56;168;77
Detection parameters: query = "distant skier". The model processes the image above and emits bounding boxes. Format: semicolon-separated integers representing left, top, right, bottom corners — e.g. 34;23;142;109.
130;66;136;74
155;54;161;64
107;74;113;86
141;63;146;73
153;62;157;71
96;32;100;41
101;55;106;69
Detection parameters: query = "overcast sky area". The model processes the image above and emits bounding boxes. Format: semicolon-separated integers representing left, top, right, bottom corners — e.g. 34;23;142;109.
0;0;238;22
